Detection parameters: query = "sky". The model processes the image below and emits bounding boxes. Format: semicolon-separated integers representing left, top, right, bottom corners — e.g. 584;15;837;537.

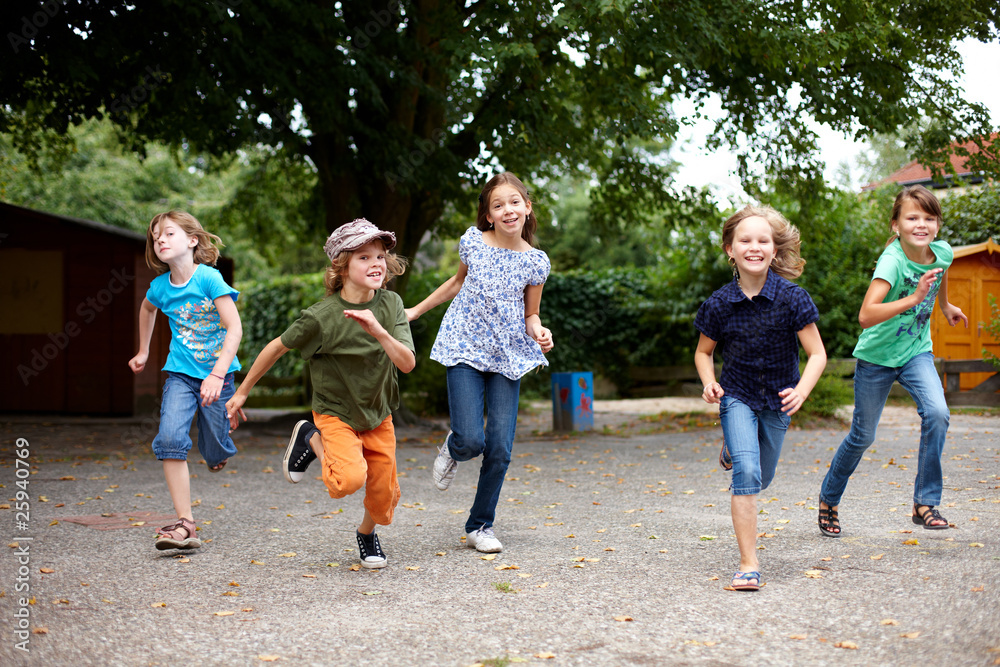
669;38;1000;206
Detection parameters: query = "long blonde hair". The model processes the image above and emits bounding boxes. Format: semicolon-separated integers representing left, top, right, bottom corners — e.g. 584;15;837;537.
722;205;805;279
323;240;408;296
145;211;223;274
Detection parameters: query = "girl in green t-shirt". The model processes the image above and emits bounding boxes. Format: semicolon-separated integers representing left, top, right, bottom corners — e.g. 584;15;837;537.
818;185;968;538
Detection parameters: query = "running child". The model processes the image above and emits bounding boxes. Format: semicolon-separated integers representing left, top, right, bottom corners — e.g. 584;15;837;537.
129;211;243;551
694;205;827;590
226;219;414;569
818;185;968;537
405;171;553;554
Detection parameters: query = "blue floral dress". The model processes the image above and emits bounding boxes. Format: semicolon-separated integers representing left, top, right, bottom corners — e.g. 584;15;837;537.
431;227;550;380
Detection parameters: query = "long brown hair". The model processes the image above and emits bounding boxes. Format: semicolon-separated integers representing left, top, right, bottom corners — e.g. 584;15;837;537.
475;172;538;246
145;211;223;274
886;185;942;247
323;240;408;296
722;205;805;280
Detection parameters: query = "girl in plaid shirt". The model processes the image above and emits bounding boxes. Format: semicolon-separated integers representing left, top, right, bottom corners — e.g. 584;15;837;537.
694;205;827;591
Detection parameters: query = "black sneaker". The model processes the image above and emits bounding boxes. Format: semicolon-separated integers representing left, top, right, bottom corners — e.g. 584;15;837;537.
356;530;387;569
284;420;318;483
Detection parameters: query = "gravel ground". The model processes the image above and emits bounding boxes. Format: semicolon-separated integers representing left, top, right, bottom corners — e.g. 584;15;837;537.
1;402;997;666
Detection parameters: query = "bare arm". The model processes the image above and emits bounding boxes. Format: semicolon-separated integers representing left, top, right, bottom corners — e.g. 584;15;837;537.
200;295;243;406
225;337;291;429
405;262;468;321
343;310;417;373
936;270;969;328
524;283;553;352
128;298;158;374
694;333;723;404
858;270;942;329
779;323;827;415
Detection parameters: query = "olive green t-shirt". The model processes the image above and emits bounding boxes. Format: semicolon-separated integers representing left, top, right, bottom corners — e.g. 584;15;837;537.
280;289;414;432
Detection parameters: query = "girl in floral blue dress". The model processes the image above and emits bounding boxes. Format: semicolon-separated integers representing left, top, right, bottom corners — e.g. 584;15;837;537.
406;172;554;553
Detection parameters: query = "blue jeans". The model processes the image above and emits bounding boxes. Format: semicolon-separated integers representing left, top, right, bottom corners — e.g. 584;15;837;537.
720;395;790;496
820;353;949;508
445;363;521;533
152;372;237;466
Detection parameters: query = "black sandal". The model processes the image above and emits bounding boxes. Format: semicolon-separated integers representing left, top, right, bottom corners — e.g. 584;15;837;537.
912;504;949;530
818;505;841;538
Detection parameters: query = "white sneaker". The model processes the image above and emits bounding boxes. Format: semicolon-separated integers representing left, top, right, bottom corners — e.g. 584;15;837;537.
465;526;503;553
433;432;458;491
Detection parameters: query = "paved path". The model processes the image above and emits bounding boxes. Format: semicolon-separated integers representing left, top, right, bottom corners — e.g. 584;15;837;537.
1;404;998;666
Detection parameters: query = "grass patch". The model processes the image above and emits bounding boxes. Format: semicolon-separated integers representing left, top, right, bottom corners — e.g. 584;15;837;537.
492;581;516;593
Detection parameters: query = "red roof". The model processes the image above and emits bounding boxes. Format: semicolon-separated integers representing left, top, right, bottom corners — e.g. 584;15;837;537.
863;133;997;190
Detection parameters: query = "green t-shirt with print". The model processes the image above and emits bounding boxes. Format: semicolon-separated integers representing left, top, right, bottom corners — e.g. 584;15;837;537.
280;289;414;432
853;239;953;368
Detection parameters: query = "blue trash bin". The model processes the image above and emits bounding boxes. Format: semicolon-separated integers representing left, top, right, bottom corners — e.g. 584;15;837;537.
551;372;594;431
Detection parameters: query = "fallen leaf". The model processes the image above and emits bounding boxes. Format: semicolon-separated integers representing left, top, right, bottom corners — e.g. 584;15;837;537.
970;543;985;548
349;565;361;571
971;585;984;592
834;641;858;649
214;611;235;616
229;581;240;587
902;539;919;546
880;619;899;626
789;634;807;640
405;566;420;571
614;616;633;622
151;602;166;608
279;552;297;557
820;557;832;562
480;554;497;561
221;591;239;597
435;552;446;557
302;574;317;578
534;653;556;659
900;631;920;639
32;627;49;635
804;570;825;578
257;655;282;662
39;568;54;574
871;553;884;561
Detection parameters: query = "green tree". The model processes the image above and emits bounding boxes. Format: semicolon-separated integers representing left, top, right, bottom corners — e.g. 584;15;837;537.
939;184;1000;245
3;0;998;291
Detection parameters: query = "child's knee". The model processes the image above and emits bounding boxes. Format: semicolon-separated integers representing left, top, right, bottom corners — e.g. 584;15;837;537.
323;464;367;498
448;431;485;460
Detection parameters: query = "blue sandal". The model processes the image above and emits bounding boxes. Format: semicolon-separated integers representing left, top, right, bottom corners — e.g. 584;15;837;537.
730;571;760;591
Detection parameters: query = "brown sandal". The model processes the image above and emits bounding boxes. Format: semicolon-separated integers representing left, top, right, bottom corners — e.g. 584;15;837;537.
207;458;228;473
155;517;202;550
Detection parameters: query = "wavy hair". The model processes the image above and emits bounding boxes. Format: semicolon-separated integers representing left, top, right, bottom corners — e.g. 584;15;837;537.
144;211;223;274
324;240;408;296
722;205;805;280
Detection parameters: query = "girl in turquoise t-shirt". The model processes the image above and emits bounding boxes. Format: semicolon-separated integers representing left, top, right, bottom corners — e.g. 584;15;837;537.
818;186;968;537
129;211;243;551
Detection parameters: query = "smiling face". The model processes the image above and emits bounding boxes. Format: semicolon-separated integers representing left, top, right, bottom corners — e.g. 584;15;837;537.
485;183;532;241
892;199;939;261
151;218;198;265
343;240;388;294
726;215;774;280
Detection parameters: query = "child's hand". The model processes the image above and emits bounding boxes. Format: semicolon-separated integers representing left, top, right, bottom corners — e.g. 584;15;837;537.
200;374;224;407
779;387;806;415
702;381;724;404
226;394;248;431
344;309;386;338
405;307;418;322
941;302;969;328
128;352;147;374
534;326;554;353
914;268;943;301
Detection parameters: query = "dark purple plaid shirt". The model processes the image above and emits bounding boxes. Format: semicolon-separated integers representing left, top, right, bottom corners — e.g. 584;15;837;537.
694;270;819;412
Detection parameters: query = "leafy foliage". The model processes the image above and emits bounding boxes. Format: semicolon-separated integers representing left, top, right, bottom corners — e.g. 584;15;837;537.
3;0;996;292
939;184;1000;245
983;296;1000;372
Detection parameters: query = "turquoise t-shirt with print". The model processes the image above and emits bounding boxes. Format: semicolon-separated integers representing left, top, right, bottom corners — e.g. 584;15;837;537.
853;239;953;368
146;263;241;379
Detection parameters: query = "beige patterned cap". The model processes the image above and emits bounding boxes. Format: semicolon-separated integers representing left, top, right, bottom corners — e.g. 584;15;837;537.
323;218;396;261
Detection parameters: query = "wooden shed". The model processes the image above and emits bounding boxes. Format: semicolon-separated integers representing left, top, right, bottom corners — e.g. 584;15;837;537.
0;202;232;415
931;239;1000;390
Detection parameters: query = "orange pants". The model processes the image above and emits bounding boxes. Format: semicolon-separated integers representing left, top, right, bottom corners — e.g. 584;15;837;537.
312;412;400;525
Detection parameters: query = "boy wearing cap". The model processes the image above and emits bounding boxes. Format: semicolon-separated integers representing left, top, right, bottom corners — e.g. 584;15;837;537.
227;219;414;569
